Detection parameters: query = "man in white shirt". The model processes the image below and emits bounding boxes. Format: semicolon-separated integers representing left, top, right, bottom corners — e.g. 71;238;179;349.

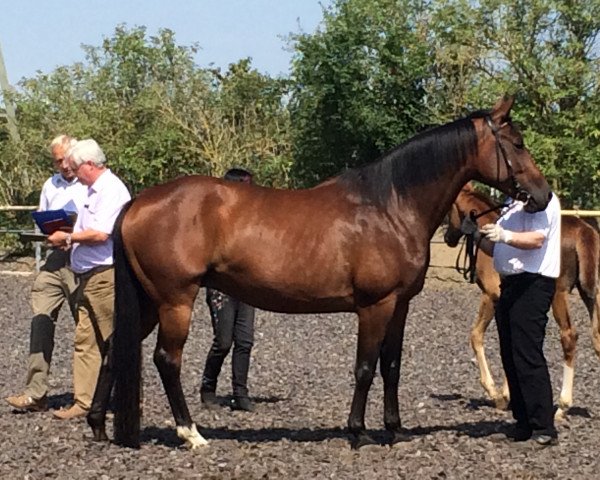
47;139;131;420
6;135;87;412
479;192;561;447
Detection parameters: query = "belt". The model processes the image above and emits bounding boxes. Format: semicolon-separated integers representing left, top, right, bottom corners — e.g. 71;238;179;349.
500;271;543;283
75;264;114;280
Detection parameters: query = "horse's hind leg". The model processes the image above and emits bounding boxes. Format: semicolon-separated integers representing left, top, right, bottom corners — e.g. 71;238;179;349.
88;298;159;442
580;286;600;360
348;298;396;449
87;335;113;442
155;302;207;449
591;291;600;359
552;290;577;421
379;299;409;444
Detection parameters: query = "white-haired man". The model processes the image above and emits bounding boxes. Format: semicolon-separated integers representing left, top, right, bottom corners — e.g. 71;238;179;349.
6;135;87;412
47;138;130;420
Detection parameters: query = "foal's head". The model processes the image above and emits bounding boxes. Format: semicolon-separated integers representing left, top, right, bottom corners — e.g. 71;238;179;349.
444;183;478;247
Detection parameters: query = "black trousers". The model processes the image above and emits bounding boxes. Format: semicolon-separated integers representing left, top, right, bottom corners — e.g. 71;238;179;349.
201;289;255;398
495;272;557;437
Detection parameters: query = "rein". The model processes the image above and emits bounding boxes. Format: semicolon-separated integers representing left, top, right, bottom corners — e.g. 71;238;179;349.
454;200;507;284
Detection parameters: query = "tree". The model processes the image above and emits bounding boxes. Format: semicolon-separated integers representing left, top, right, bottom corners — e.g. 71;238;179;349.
288;0;435;186
425;0;600;207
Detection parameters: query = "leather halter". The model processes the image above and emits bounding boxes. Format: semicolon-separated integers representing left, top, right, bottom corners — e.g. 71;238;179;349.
484;116;531;204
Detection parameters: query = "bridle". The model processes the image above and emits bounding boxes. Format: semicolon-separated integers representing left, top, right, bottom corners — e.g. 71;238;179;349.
484;116;531;205
453;116;534;283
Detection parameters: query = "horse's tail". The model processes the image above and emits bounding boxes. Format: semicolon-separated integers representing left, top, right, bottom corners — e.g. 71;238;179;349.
112;201;142;448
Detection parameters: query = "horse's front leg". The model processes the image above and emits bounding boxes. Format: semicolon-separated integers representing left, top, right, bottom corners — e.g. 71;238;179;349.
155;304;208;449
379;298;409;445
348;298;396;449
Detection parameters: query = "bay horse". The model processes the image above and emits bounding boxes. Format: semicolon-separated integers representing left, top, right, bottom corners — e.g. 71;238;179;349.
87;96;552;449
444;183;600;419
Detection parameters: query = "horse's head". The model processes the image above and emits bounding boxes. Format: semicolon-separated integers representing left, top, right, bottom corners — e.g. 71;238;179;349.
444;183;475;247
444;203;464;247
473;96;551;213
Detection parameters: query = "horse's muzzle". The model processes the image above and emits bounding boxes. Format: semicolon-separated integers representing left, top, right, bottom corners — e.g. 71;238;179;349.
522;190;552;213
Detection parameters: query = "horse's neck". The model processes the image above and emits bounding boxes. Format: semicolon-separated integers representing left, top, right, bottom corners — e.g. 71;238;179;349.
405;169;473;240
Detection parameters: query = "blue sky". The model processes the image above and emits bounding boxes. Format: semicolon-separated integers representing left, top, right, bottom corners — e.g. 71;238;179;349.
0;0;330;85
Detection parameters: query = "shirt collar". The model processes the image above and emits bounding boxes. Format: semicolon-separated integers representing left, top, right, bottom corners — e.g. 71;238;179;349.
54;174;80;188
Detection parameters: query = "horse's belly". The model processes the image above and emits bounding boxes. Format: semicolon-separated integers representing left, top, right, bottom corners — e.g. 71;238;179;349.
206;279;355;314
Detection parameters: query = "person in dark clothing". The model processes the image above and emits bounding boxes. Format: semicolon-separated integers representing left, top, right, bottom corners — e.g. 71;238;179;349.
479;192;561;448
200;168;256;412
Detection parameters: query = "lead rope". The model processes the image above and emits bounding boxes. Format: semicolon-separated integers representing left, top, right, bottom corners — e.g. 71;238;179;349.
454;211;479;284
454;200;512;284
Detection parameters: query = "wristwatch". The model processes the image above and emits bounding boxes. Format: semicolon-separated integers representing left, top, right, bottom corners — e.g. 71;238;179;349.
65;233;72;248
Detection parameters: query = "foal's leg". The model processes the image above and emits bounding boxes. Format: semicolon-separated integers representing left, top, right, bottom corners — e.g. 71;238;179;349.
591;291;600;360
379;299;409;444
470;294;507;409
155;303;207;449
551;290;577;421
578;285;600;360
348;298;396;449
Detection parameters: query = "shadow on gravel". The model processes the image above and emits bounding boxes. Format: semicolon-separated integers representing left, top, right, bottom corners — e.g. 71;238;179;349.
47;393;74;409
140;420;512;448
431;392;595;419
567;406;592;418
430;392;496;410
141;426;352;448
406;419;507;439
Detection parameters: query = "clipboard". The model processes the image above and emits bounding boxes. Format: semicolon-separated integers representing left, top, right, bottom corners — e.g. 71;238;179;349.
31;209;74;235
19;232;48;242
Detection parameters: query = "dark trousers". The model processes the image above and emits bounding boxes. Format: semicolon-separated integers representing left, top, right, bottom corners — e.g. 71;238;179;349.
201;289;255;398
496;272;557;437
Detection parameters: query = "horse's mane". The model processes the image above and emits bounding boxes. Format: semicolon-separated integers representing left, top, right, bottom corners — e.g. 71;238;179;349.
338;110;490;207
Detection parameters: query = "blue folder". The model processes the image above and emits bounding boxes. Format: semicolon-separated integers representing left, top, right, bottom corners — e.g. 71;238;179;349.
31;209;74;235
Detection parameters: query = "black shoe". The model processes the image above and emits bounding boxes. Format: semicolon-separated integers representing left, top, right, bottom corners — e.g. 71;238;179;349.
231;396;254;412
514;434;559;450
200;390;219;409
506;424;532;442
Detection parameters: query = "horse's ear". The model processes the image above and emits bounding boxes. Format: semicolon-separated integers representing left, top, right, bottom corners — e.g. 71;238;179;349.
462;182;474;193
490;95;514;124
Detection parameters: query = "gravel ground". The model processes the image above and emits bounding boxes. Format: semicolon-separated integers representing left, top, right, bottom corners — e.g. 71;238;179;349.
1;269;600;479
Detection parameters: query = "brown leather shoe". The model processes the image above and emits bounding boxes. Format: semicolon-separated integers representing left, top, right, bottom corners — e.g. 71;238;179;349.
5;394;48;412
52;404;88;420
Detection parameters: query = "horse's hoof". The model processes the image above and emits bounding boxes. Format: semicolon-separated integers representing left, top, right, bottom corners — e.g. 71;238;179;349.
350;433;377;450
91;426;109;442
554;408;568;422
390;430;411;445
494;396;510;411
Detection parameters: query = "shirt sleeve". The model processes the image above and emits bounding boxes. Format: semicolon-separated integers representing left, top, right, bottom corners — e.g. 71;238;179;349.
525;194;560;238
38;180;50;211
